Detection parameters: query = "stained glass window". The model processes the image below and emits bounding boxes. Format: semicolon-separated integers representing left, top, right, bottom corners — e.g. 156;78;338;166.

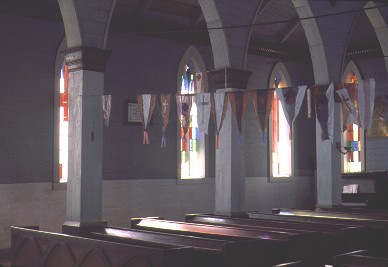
342;71;363;173
179;64;205;179
59;64;69;183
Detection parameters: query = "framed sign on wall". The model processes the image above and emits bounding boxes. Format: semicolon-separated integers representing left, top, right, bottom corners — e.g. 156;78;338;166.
125;100;142;124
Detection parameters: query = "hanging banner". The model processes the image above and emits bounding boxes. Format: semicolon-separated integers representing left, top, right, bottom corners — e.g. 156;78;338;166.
314;83;334;142
229;91;250;143
102;95;112;127
159;94;171;147
137;94;156;144
336;83;360;130
195;93;211;135
251;89;273;141
275;85;307;139
211;92;228;149
176;95;193;141
194;72;206;93
358;78;375;129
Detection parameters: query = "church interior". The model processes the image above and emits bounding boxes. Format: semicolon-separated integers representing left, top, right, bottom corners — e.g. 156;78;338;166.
1;0;388;266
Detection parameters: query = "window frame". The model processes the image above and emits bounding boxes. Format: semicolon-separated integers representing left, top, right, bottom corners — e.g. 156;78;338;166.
176;46;208;181
268;64;294;182
341;60;366;173
53;38;67;190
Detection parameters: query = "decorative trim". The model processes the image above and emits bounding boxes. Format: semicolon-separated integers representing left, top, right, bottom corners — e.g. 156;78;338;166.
207;68;252;91
61;46;112;72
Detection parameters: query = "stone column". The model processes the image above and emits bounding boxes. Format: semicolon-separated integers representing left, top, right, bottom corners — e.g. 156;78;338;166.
208;68;251;217
62;46;111;235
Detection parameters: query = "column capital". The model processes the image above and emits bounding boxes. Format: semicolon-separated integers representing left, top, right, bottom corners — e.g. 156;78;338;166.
61;46;112;72
207;68;252;91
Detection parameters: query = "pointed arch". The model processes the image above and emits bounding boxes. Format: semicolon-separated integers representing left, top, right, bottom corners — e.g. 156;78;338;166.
177;45;207;91
197;0;231;69
269;62;292;88
291;0;329;84
342;60;363;82
364;1;388;75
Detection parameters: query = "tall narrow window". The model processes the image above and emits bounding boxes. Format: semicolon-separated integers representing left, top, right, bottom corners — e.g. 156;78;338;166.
271;78;292;177
342;66;364;173
179;64;205;179
59;64;69;183
269;65;293;178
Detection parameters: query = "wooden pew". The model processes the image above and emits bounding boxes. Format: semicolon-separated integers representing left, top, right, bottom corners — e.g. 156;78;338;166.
88;226;285;267
11;226;195;267
249;210;388;253
277;207;388;221
131;217;323;266
273;262;304;267
333;250;388;267
185;213;369;262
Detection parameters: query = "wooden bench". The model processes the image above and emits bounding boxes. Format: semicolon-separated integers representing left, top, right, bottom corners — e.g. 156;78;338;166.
131;217;323;266
333;249;388;267
249;210;388;252
11;226;196;267
88;226;285;267
186;213;369;263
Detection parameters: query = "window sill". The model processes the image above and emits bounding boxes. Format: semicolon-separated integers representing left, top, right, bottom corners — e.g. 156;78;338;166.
177;177;213;185
268;176;293;183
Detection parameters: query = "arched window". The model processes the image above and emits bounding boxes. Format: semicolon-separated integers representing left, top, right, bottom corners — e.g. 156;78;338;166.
59;63;69;183
341;61;364;173
177;46;206;179
269;64;293;178
54;39;68;185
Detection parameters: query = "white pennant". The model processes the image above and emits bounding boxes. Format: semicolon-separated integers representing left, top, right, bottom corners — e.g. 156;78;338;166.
275;85;307;129
336;86;358;126
358;78;375;129
327;83;335;143
102;95;112;127
195;93;211;135
142;94;152;129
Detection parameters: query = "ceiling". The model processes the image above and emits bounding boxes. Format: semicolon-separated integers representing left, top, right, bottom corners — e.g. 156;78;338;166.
0;0;384;61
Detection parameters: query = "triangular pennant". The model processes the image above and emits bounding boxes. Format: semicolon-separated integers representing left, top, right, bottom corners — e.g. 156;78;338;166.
159;94;171;147
211;92;228;149
194;72;206;93
195;93;211;135
314;83;334;142
251;89;273;139
102;95;112;127
358;78;375;129
275;85;307;138
176;95;193;141
336;83;360;130
137;94;156;144
229;91;247;134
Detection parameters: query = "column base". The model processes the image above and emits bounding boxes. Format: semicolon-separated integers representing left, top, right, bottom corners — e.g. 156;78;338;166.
62;221;106;237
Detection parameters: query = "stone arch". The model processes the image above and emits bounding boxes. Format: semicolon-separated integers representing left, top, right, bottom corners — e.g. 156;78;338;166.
177;45;207;91
342;60;363;82
197;0;230;68
57;0;82;48
58;0;117;48
364;1;388;74
269;62;292;88
291;0;329;84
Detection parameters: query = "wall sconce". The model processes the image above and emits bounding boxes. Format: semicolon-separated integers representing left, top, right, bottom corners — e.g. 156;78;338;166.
336;142;352;155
